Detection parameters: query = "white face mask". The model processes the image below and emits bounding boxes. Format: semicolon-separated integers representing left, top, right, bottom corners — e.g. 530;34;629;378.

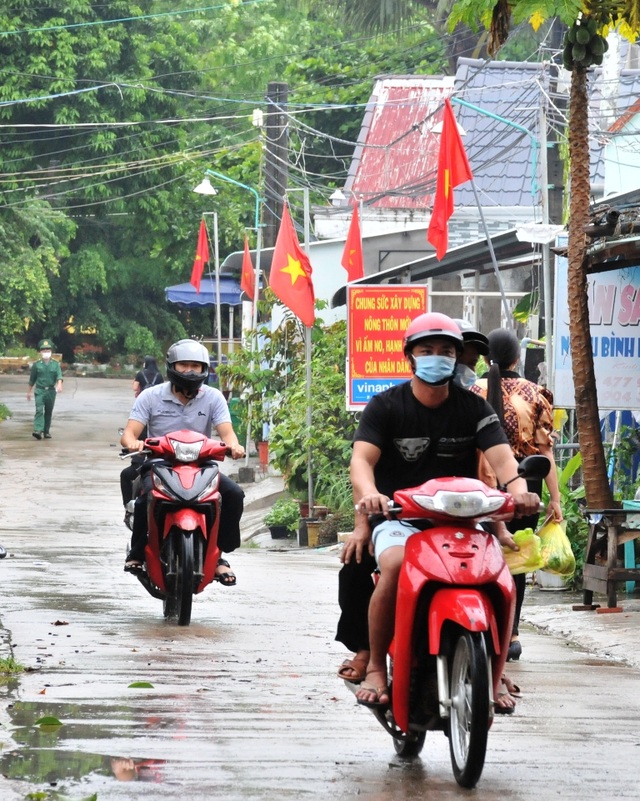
41;351;52;361
453;363;477;390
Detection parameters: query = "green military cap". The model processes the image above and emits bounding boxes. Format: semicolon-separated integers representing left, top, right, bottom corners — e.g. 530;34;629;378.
38;339;54;350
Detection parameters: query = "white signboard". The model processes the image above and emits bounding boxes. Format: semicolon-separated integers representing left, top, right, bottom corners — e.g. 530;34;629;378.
553;250;640;410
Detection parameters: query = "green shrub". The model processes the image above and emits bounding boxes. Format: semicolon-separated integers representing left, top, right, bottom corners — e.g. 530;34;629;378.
263;498;300;534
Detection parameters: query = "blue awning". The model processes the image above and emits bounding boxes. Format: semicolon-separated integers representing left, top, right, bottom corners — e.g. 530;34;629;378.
165;277;243;307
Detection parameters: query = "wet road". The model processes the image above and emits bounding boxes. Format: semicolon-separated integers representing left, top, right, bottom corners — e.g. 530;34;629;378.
1;375;640;800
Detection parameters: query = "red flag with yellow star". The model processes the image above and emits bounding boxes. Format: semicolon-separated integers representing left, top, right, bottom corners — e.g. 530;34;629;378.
427;99;472;260
341;204;364;281
269;204;315;326
190;219;209;292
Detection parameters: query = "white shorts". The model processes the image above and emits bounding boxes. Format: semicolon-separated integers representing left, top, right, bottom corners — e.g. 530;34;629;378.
372;519;420;561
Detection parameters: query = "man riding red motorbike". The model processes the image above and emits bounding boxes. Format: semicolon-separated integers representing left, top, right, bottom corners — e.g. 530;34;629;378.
120;339;245;585
342;313;540;708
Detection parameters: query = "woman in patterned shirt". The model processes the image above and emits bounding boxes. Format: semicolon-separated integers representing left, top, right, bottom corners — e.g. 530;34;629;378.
473;328;563;663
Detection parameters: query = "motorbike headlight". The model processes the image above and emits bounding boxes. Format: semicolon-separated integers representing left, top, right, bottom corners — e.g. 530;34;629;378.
169;439;204;463
196;474;220;501
152;471;178;499
411;490;505;518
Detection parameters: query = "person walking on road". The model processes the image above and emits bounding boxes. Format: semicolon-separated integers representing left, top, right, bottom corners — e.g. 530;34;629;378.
132;355;163;397
27;339;63;440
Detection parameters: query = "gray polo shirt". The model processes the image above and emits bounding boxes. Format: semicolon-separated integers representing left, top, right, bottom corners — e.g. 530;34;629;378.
128;382;231;437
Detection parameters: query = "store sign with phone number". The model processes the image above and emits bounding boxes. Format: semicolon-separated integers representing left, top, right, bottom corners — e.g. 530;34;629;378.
553;249;640;410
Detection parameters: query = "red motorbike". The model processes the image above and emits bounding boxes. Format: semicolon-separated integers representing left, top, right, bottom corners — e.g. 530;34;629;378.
348;455;549;788
122;429;230;626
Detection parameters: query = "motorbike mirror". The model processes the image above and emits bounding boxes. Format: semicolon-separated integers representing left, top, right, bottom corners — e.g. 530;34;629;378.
517;455;551;481
500;455;551;491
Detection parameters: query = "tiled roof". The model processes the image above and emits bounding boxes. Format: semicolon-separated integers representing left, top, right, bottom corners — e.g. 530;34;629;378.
452;59;547;208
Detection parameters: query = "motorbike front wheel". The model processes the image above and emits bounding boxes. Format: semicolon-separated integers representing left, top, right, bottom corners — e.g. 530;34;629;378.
447;630;490;789
163;531;194;626
175;532;194;626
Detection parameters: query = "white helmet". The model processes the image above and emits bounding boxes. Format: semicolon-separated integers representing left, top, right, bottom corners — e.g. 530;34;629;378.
166;339;210;397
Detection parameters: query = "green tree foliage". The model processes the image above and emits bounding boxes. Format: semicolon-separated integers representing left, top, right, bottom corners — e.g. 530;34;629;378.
0;1;452;360
220;307;356;501
0;202;75;348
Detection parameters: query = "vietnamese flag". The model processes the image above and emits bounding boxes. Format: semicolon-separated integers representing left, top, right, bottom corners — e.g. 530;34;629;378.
190;219;210;293
427;99;473;260
269;204;315;327
241;233;255;301
341;205;364;281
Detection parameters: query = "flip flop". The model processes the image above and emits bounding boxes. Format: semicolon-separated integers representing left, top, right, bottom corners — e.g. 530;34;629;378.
337;657;368;684
494;693;516;715
215;558;237;587
501;674;522;698
124;560;144;573
356;684;390;708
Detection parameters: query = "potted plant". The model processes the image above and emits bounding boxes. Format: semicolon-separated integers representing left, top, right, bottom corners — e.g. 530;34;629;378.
263;497;300;539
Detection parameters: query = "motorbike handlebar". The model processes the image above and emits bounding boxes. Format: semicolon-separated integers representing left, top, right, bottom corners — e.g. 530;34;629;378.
119;448;151;460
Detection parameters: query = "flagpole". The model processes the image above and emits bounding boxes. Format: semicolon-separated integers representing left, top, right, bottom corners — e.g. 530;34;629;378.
202;212;223;367
302;189;314;516
467;178;513;328
285;187;314;514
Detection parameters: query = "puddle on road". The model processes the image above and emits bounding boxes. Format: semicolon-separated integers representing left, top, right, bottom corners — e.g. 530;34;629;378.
1;699;171;787
3;747;167;786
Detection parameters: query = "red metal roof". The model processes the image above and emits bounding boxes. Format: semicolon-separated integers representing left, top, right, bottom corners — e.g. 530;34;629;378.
345;75;454;210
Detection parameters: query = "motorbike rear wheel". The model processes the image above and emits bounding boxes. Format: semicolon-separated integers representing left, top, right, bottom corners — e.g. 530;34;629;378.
393;728;426;757
448;630;490;789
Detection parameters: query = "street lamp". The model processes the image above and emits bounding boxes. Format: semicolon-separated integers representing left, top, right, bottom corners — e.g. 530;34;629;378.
193;181;223;370
201;169;262;337
195;169;263;466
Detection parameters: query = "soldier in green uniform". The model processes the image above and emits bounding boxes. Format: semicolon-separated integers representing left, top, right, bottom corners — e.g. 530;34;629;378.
27;339;63;440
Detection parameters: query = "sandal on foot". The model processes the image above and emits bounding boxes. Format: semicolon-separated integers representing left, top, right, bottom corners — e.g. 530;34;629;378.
494;693;516;715
356;684;390;709
124;559;144;573
337;656;368;684
215;558;236;586
507;639;522;661
501;674;522;698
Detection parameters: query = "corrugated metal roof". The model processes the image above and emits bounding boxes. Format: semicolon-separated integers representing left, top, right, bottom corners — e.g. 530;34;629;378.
344;75;455;210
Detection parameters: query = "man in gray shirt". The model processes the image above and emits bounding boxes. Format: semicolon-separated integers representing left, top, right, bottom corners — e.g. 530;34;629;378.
121;339;245;585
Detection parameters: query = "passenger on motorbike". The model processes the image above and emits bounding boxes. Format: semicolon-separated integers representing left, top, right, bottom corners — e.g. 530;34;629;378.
344;313;540;708
120;339;245;585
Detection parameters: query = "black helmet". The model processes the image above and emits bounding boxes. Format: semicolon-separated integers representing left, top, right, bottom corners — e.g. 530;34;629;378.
452;318;489;356
166;339;210;398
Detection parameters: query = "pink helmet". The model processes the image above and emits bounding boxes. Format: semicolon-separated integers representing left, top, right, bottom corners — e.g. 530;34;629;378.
403;312;464;356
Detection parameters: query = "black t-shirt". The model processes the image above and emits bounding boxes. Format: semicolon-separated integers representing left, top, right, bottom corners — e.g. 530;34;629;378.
353;381;509;497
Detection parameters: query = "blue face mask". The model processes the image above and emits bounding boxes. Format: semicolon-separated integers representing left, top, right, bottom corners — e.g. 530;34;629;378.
452;363;477;390
414;355;456;385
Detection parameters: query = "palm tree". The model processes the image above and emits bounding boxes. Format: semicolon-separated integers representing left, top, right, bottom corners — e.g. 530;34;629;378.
343;0;640;507
338;0;491;72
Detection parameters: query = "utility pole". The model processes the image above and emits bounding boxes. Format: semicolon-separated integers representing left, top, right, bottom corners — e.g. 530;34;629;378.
263;82;288;248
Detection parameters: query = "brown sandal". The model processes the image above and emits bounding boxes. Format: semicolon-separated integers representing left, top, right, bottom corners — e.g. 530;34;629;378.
337;656;368;684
